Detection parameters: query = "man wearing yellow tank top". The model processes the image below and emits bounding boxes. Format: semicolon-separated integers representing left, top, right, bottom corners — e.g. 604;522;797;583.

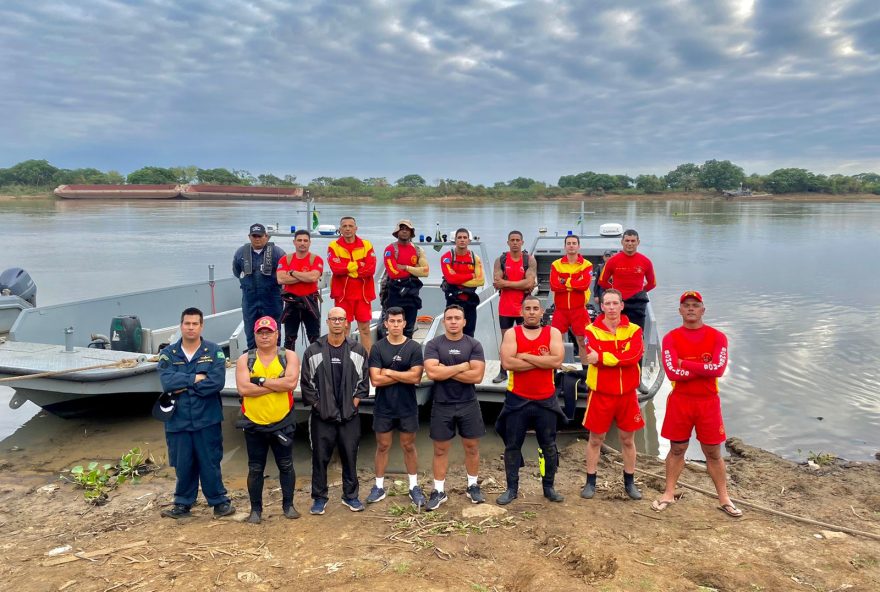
235;316;301;524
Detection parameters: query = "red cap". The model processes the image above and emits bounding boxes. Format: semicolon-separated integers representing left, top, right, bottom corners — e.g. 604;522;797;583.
679;290;703;303
254;316;278;332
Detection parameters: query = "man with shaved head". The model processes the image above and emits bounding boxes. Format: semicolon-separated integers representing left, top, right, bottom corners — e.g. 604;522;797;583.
300;306;370;515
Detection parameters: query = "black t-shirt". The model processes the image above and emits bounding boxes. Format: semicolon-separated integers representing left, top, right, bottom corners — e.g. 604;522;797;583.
328;343;345;409
423;334;485;404
368;338;424;418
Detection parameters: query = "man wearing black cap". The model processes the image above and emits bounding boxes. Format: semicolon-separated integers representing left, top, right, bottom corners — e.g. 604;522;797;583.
594;249;616;304
381;219;429;339
233;223;286;350
157;307;234;519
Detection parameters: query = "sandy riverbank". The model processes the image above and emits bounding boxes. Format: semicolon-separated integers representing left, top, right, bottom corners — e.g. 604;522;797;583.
1;437;877;591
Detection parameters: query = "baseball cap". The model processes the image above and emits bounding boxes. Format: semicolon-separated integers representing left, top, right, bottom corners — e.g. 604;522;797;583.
680;290;704;303
151;391;178;422
249;223;267;236
254;316;278;332
392;219;416;238
603;249;615;257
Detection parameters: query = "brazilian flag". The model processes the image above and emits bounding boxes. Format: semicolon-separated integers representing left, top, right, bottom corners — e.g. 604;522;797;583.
312;210;319;230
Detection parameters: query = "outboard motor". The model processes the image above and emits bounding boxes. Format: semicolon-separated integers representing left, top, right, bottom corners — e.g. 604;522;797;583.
0;268;36;306
110;315;143;352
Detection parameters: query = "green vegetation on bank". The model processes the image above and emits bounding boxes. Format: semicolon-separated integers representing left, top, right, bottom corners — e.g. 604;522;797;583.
2;158;878;198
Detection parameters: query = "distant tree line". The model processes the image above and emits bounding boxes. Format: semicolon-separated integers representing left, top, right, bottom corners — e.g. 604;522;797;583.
1;158;878;197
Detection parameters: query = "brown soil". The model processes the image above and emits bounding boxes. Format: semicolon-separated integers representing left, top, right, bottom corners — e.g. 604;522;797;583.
1;438;878;591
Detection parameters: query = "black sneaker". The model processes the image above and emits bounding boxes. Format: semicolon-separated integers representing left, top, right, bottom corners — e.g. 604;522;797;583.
580;481;596;499
466;484;485;504
491;369;508;384
496;489;518;505
246;510;262;524
543;487;564;502
283;505;301;519
213;501;235;518
161;504;192;519
425;490;448;511
409;485;427;509
624;481;643;500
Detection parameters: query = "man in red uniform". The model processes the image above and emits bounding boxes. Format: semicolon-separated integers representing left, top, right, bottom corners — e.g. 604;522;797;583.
327;216;377;352
496;295;565;505
597;229;656;332
491;230;537;384
381;219;429;339
652;291;741;518
276;230;324;350
549;235;592;345
440;228;484;338
579;289;645;501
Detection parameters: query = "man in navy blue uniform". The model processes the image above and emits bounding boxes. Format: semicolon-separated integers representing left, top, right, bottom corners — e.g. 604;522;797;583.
157;307;235;519
233;223;286;350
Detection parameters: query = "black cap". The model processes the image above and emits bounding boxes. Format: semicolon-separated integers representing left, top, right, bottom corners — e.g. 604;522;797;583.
249;223;267;236
151;392;178;422
603;249;615;257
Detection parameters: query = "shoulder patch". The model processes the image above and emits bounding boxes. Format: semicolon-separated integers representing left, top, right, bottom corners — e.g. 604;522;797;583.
216;351;226;359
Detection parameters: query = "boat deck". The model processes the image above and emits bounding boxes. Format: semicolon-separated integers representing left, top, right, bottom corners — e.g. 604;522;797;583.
0;341;155;381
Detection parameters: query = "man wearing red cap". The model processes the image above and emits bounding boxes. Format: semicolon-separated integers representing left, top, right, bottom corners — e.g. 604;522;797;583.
652;291;741;518
235;316;301;524
327;217;377;352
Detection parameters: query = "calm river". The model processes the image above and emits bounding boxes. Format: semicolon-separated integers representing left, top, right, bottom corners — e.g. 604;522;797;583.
0;197;877;470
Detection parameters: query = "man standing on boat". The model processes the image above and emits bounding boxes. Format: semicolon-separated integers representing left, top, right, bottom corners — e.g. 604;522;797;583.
276;230;324;351
365;307;427;509
496;295;566;505
423;304;487;509
549;235;592;347
300;306;370;515
157;307;235;520
598;229;656;332
381;220;429;339
579;289;645;501
491;230;537;384
652;291;741;518
233;223;286;351
327;217;377;352
234;317;301;523
440;228;485;338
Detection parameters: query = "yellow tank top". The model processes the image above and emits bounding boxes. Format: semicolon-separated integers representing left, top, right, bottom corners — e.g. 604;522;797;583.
242;354;293;425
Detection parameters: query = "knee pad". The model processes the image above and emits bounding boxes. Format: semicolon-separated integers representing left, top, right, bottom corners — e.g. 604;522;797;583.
276;458;294;473
248;463;266;475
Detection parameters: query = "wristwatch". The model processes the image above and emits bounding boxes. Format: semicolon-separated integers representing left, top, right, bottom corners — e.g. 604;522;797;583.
258;377;266;387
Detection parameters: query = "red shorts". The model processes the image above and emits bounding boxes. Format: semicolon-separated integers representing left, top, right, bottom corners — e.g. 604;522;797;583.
551;306;587;336
661;392;726;445
335;298;373;323
583;390;645;433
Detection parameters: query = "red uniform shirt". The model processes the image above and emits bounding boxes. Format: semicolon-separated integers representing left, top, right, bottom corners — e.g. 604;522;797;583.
383;242;419;280
662;324;728;397
549;255;592;310
441;249;479;286
498;252;527;317
277;252;323;296
598;252;656;300
508;325;556;400
584;313;644;396
327;236;377;302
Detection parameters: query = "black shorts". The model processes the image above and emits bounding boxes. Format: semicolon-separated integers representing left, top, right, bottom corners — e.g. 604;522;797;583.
430;400;486;441
499;315;524;331
373;414;419;434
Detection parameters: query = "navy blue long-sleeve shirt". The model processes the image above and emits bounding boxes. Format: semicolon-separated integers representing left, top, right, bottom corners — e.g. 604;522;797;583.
158;338;227;432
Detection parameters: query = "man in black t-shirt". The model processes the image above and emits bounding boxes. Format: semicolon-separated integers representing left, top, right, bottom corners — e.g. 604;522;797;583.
366;307;427;508
423;304;487;510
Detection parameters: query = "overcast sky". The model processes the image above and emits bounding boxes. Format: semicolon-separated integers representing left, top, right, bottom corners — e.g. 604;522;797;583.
1;0;878;184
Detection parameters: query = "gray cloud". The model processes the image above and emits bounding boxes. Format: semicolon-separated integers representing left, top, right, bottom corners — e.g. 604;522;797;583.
0;0;877;183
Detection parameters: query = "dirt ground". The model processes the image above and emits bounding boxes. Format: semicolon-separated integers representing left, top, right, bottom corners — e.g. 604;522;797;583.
0;437;878;592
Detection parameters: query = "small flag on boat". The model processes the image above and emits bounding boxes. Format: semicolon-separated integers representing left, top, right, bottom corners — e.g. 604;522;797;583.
312;210;319;230
433;225;443;252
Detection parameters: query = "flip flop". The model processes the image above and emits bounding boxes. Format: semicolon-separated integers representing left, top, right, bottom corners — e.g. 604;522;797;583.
719;503;743;518
651;499;674;512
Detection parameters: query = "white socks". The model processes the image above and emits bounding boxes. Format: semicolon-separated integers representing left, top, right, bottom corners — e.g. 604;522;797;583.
467;474;478;487
408;474;418;489
434;479;445;493
376;477;385;489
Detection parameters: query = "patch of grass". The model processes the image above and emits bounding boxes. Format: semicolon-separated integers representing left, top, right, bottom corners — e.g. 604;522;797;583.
393;561;410;575
520;510;537;520
849;555;878;569
471;584;489;592
807;450;837;466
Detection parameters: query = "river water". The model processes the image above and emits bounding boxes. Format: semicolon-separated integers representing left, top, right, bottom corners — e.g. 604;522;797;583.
0;197;878;475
